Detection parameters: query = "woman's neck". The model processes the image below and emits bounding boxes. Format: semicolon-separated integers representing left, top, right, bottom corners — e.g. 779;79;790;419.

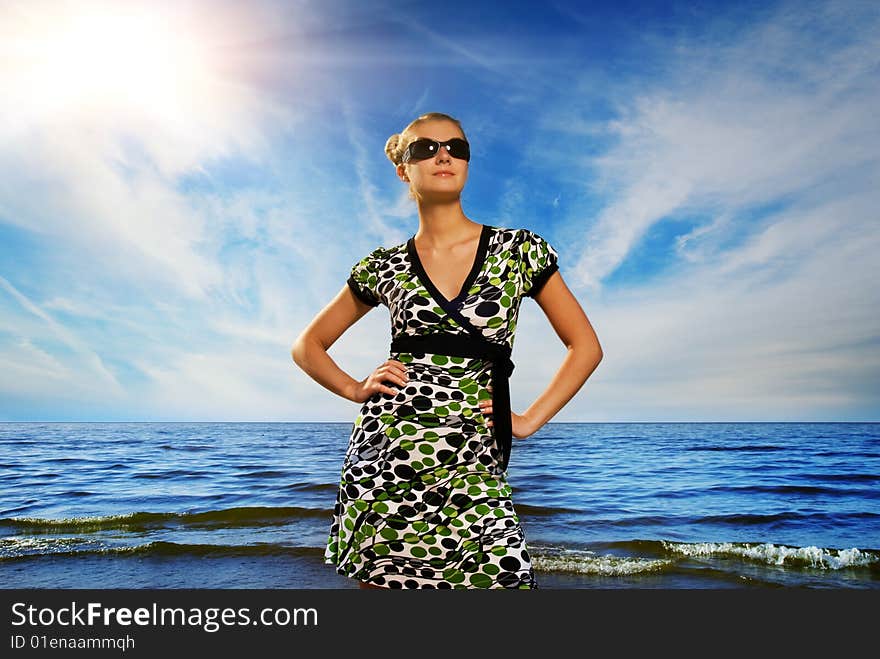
414;202;479;248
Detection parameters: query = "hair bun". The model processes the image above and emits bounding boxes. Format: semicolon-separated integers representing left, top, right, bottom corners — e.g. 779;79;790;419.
385;133;402;164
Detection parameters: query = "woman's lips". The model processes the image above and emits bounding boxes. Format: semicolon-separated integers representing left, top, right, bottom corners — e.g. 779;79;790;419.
434;172;454;176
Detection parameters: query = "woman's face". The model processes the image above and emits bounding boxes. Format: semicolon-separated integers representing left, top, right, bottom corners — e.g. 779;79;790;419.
398;120;469;201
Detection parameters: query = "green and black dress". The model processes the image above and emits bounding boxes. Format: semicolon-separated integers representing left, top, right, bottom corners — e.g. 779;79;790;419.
324;224;559;589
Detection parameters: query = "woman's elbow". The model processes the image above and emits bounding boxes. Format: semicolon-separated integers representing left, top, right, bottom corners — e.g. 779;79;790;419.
291;334;309;367
572;334;602;363
586;345;603;365
589;343;602;358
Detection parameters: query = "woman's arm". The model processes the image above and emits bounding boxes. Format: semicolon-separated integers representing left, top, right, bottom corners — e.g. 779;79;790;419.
517;270;603;436
291;285;376;403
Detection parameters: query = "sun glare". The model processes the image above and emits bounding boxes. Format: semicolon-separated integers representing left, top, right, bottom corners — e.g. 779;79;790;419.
10;8;209;120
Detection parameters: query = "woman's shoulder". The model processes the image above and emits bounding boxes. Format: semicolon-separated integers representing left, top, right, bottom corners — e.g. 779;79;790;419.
485;224;530;243
357;240;407;270
489;225;547;246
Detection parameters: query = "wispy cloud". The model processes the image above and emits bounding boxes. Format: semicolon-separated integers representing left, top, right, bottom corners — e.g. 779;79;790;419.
0;274;124;397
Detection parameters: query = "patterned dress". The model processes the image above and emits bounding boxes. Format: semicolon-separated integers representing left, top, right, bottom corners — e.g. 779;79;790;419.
324;224;559;589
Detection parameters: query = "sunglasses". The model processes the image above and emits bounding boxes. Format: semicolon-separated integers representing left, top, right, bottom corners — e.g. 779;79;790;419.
402;137;470;163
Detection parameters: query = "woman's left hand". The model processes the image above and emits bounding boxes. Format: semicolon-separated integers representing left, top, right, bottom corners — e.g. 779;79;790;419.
478;400;537;439
510;411;537;438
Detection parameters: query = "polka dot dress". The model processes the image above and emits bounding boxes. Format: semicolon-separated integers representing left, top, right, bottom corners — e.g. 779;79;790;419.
324;224;559;589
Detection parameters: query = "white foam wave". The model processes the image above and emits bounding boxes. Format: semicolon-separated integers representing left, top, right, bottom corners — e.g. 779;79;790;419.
531;546;672;575
661;540;879;569
0;535;100;559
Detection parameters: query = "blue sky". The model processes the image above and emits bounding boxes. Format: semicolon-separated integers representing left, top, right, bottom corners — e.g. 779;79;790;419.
0;0;877;422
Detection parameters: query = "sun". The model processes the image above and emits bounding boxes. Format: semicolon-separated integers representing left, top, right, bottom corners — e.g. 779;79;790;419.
9;7;209;120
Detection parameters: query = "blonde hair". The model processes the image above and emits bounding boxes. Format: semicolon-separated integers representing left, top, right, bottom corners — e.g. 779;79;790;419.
385;112;467;201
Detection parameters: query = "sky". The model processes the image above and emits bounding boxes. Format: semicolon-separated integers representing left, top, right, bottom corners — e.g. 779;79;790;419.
0;0;877;422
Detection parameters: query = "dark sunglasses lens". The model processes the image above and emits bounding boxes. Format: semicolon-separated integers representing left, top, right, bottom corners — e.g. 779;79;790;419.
409;139;438;160
447;138;470;160
407;138;470;161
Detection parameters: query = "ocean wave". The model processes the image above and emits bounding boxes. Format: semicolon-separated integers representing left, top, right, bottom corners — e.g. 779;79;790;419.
0;538;324;561
660;540;880;569
0;506;329;533
529;545;673;575
0;536;102;559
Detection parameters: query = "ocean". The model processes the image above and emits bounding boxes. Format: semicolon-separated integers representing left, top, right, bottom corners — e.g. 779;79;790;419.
1;422;877;589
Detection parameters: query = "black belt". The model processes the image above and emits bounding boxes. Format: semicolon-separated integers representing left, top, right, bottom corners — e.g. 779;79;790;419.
389;332;516;473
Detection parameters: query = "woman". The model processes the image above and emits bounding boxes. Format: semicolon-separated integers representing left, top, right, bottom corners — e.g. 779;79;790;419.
292;112;602;589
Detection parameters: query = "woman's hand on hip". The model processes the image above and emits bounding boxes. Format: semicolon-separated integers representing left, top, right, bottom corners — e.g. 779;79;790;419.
350;359;409;403
479;399;538;439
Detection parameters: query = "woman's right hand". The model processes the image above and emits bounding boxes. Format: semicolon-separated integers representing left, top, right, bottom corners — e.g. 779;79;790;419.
350;359;409;403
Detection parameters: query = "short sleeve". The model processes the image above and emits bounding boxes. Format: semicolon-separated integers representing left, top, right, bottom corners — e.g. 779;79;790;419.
346;250;382;307
520;229;560;298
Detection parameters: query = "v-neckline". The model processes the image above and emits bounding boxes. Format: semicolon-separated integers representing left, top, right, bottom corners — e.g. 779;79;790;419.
407;224;492;308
